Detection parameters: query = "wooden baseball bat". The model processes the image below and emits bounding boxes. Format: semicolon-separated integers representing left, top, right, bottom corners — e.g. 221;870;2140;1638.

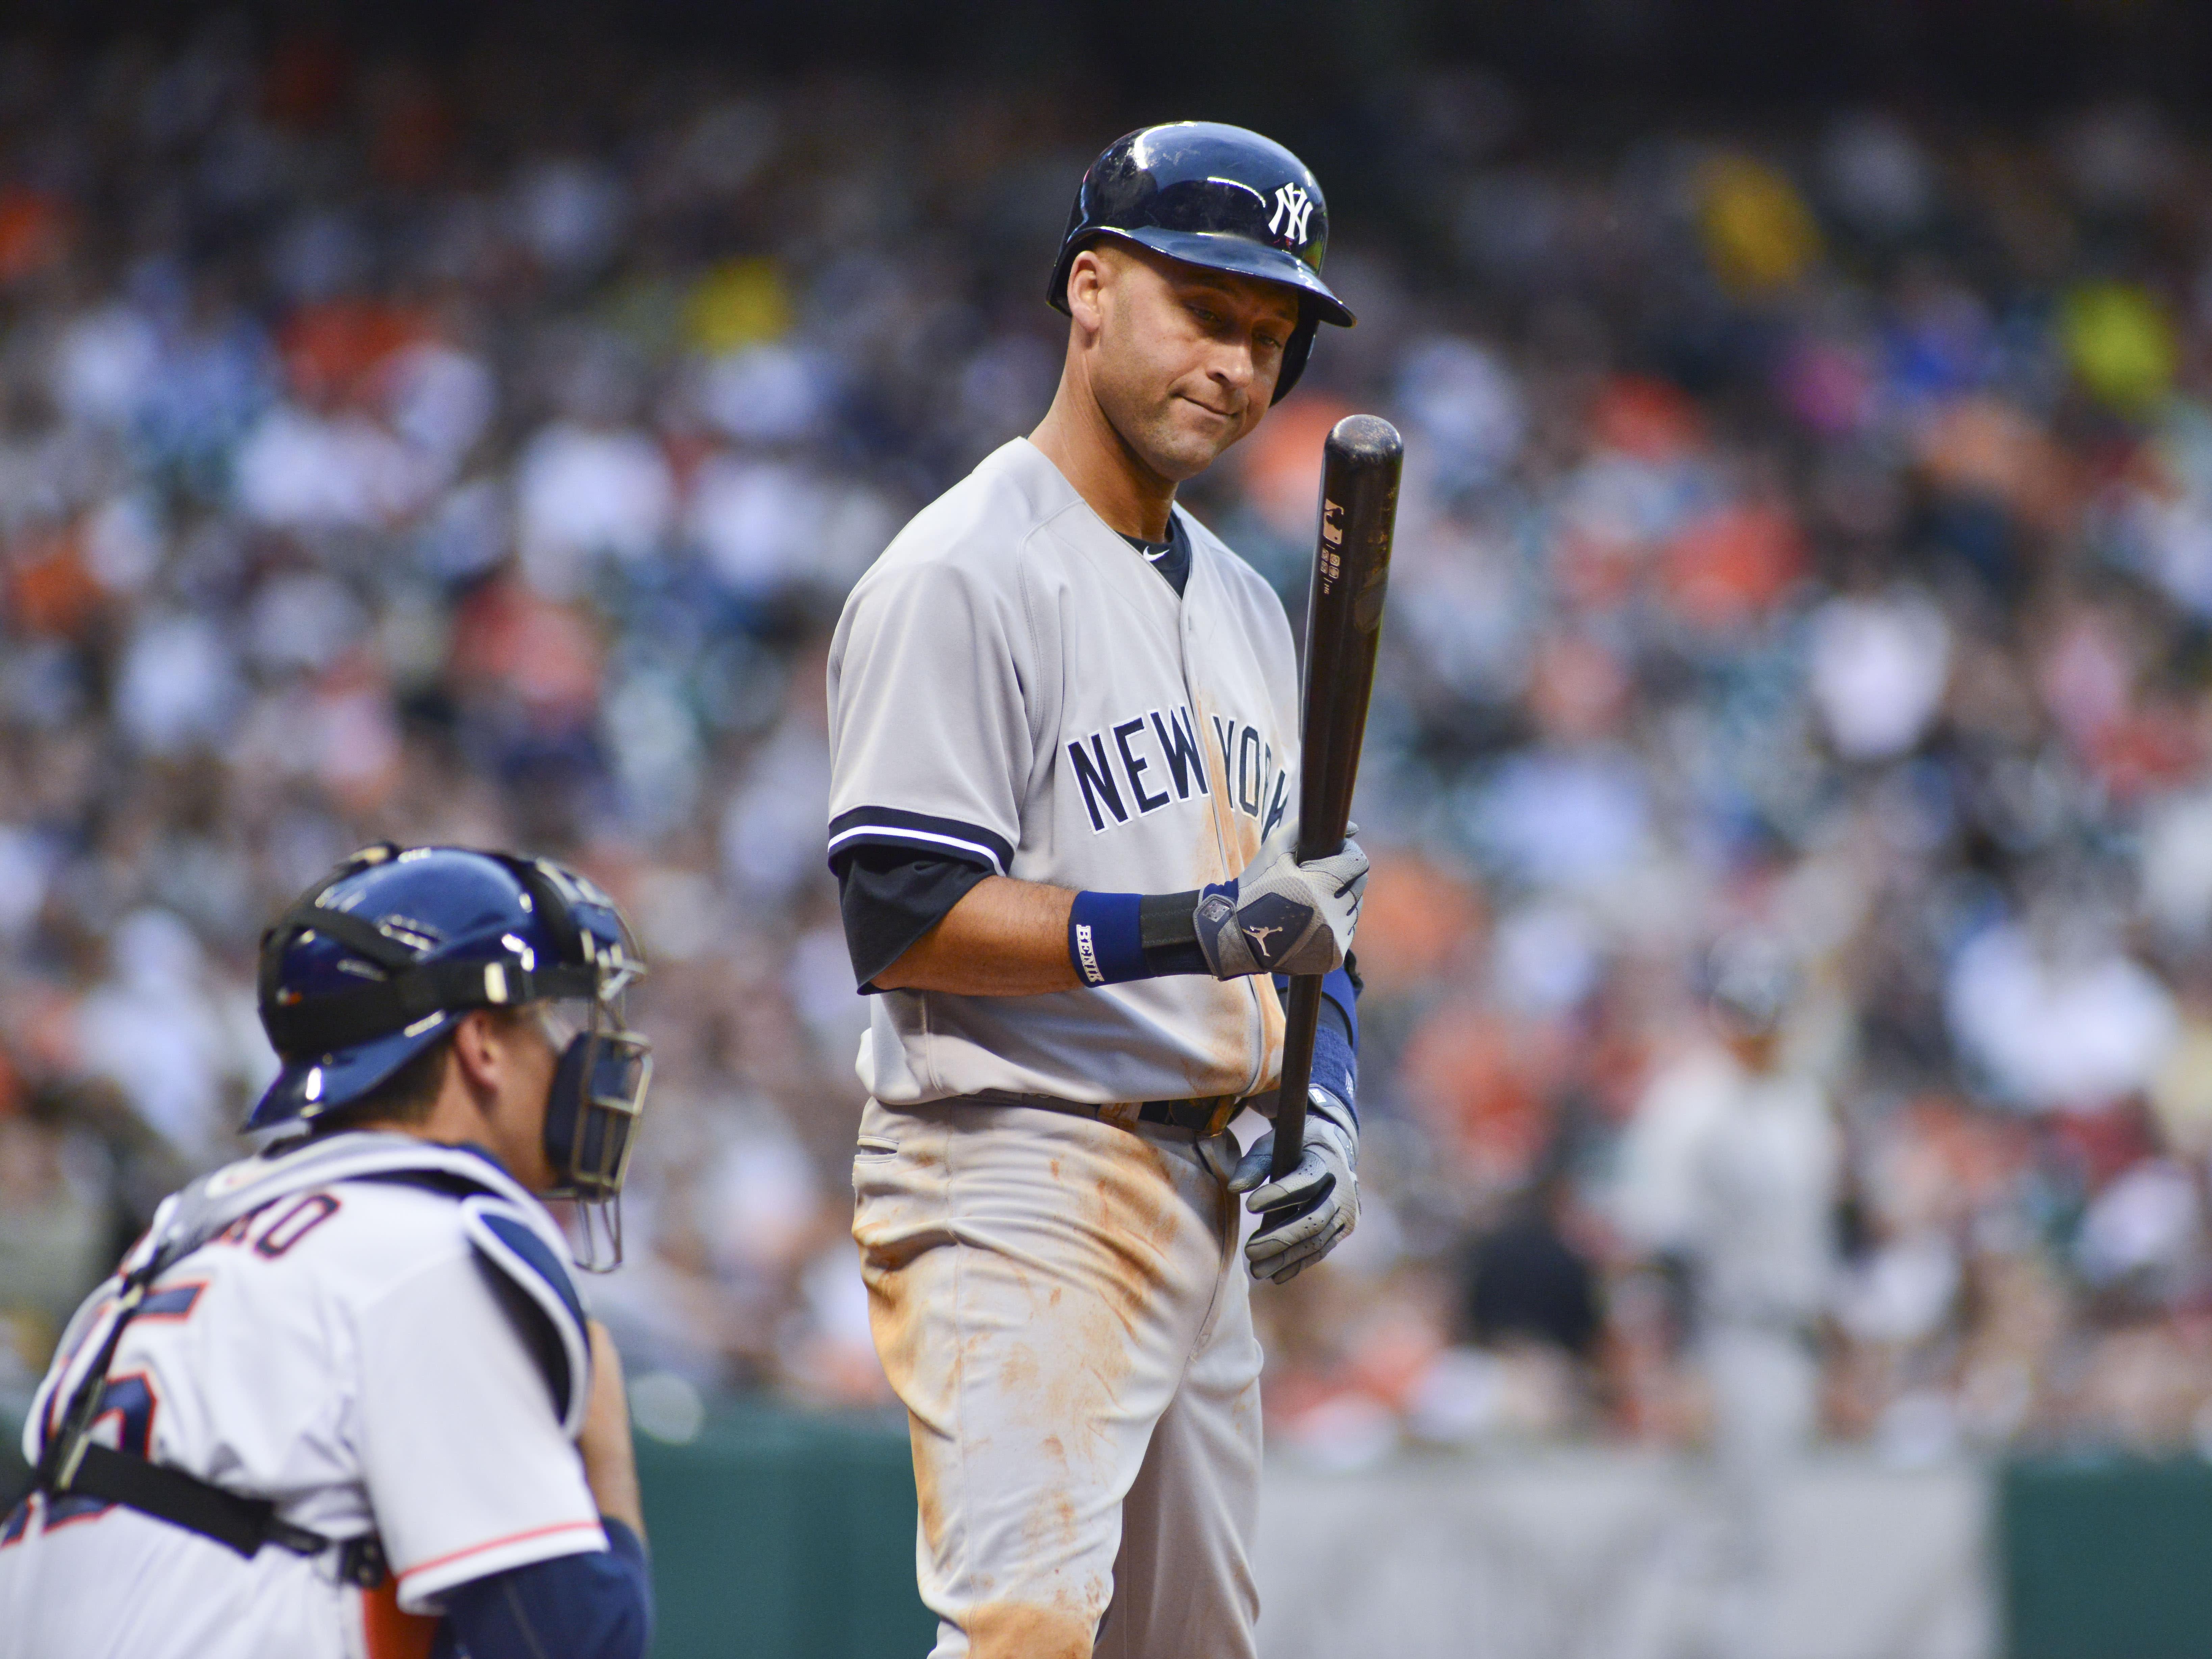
1269;414;1402;1183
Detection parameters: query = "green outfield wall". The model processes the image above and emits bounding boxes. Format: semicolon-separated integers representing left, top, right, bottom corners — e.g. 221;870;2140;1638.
2001;1457;2212;1659
636;1405;932;1659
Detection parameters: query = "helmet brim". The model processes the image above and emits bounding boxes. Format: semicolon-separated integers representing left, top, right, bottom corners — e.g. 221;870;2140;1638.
1052;226;1356;329
246;1013;453;1133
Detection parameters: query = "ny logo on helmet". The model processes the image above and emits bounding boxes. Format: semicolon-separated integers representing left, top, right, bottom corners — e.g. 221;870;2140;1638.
1268;182;1314;245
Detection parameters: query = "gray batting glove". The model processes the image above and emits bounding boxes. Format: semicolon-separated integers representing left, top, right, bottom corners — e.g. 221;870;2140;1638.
1227;1090;1359;1284
1193;825;1367;979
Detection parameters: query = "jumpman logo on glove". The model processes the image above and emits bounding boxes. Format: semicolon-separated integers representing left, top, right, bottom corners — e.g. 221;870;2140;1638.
1193;827;1368;980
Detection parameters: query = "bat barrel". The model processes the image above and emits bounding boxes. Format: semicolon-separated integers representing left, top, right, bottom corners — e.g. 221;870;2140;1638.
1296;416;1403;865
1326;413;1404;469
1270;413;1403;1184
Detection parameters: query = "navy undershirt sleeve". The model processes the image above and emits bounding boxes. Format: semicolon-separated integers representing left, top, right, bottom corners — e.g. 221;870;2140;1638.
833;496;1184;999
434;1518;652;1659
834;843;995;991
830;519;1238;999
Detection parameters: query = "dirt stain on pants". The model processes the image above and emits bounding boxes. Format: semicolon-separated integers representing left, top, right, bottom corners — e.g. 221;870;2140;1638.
963;1600;1097;1659
853;1095;1264;1659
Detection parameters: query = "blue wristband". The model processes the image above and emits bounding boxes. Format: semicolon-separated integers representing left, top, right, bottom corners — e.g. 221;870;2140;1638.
1309;1017;1357;1121
1320;965;1359;1049
1069;890;1149;986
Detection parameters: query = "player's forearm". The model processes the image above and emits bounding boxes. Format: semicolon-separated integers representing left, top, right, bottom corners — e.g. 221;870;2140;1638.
579;1321;646;1539
875;851;1369;1000
874;875;1084;995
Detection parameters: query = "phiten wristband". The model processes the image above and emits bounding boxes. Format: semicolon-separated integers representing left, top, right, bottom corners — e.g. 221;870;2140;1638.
1069;890;1144;986
1068;890;1210;986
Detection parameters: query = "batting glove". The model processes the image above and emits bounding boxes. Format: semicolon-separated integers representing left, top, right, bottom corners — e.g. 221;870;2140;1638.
1194;825;1367;979
1228;1090;1359;1284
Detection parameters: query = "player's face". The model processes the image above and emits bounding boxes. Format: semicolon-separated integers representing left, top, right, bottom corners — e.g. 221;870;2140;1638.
459;1007;564;1191
1085;246;1302;481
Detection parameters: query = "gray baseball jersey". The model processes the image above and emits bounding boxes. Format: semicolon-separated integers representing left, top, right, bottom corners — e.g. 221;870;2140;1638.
827;436;1299;1106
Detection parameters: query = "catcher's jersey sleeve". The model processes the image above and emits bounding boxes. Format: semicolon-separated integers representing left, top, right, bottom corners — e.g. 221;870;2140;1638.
357;1241;606;1612
827;438;1303;1107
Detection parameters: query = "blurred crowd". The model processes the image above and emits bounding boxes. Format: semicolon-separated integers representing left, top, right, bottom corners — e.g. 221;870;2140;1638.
7;24;2212;1468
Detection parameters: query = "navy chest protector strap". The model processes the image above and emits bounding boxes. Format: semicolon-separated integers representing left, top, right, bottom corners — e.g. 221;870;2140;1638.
30;1134;590;1576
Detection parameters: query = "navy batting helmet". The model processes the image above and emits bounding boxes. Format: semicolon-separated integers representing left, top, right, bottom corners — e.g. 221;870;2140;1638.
1047;122;1355;402
251;844;651;1224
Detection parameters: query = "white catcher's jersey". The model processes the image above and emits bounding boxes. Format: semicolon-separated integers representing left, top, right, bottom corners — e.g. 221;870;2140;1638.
0;1133;607;1659
829;437;1301;1106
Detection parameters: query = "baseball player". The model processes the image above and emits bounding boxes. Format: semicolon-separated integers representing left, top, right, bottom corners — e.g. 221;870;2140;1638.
828;124;1366;1659
0;845;657;1659
1616;936;1838;1659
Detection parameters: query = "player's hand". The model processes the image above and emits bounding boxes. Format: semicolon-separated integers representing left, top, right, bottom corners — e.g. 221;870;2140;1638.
1227;1090;1359;1284
1194;824;1367;979
578;1319;646;1541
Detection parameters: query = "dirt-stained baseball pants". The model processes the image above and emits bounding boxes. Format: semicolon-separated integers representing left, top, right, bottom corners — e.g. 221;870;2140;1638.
852;1095;1263;1659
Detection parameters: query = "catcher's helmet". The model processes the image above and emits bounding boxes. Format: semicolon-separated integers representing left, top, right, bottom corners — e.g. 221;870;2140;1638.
1047;122;1355;402
251;844;651;1226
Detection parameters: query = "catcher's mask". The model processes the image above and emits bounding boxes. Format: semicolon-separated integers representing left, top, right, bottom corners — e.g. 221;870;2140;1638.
252;843;652;1269
533;993;653;1265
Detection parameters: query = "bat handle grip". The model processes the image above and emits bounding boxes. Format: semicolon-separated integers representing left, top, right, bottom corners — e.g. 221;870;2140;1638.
1269;975;1326;1183
1269;819;1347;1184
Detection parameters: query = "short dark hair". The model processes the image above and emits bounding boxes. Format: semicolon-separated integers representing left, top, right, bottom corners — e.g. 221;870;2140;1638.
309;1037;452;1135
306;1007;527;1136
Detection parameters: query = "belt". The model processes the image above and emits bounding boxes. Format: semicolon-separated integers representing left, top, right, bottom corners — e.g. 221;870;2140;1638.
1137;1096;1243;1137
961;1091;1243;1139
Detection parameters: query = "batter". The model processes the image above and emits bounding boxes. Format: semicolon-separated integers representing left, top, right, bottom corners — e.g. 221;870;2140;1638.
828;123;1367;1659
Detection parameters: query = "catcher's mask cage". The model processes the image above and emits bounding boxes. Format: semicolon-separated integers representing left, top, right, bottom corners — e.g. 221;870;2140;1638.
252;843;652;1270
535;993;653;1268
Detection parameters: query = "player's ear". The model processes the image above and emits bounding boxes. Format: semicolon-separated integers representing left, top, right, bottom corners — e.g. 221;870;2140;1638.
446;1009;505;1099
1065;247;1110;333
